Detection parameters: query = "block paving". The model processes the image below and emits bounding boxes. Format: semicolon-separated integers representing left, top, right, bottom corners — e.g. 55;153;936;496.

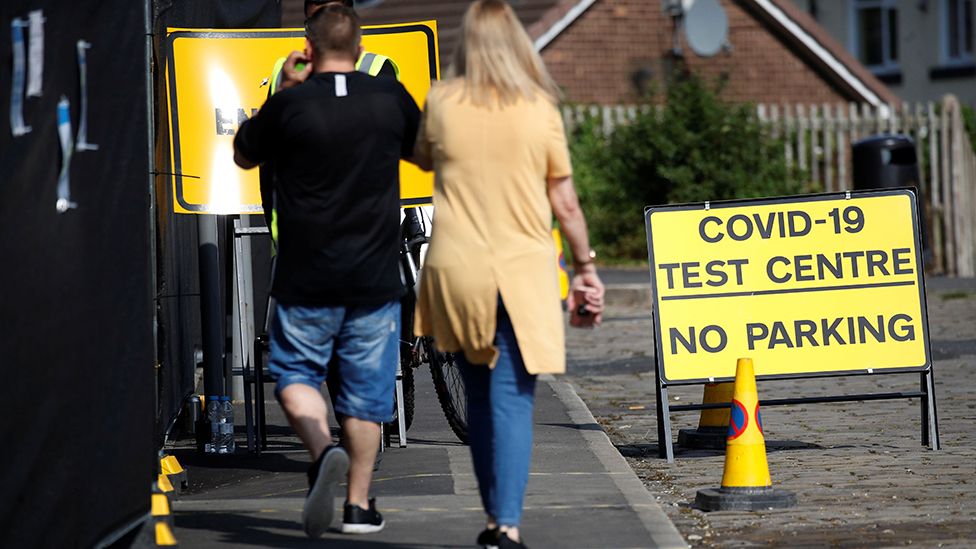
565;280;976;548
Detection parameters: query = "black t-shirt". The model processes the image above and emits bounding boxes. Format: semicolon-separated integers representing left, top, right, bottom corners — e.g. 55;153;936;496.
235;71;421;305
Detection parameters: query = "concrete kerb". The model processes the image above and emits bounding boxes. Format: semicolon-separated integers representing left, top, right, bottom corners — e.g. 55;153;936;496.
544;376;689;549
604;284;653;309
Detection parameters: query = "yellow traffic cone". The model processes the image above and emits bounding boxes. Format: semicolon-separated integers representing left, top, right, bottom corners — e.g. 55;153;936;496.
678;382;734;449
695;358;796;511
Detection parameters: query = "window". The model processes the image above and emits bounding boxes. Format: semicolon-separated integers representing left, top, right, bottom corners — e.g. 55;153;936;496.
850;0;899;73
943;0;974;64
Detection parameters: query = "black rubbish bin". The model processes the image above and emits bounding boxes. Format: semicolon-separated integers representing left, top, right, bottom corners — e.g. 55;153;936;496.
851;134;929;263
852;134;920;190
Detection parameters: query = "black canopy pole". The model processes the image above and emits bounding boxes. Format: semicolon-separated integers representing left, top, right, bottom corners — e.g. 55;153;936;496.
199;214;225;401
145;0;161;437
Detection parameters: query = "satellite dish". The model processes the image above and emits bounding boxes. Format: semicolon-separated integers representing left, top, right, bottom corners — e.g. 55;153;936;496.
684;0;729;57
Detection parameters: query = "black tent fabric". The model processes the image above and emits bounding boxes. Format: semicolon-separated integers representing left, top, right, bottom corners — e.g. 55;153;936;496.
0;1;154;547
0;0;278;545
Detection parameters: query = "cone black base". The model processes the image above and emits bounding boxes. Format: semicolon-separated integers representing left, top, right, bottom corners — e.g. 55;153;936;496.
677;427;727;450
695;487;797;511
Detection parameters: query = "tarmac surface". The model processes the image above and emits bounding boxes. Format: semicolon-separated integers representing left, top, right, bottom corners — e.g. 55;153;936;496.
564;270;976;548
169;356;687;547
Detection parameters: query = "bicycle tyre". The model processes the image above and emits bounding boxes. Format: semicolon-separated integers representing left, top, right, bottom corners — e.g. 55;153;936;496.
388;358;415;428
427;340;468;444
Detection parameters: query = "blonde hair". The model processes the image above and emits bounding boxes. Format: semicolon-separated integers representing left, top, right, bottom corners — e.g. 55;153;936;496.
448;0;562;106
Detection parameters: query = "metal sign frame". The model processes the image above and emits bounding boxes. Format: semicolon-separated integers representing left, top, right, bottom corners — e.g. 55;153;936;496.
644;189;940;461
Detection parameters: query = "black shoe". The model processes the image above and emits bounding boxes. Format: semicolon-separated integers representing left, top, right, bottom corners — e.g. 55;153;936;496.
497;532;528;549
341;498;385;534
476;527;500;548
303;445;349;538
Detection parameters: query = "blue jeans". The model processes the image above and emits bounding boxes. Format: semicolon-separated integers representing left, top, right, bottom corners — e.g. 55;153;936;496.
458;299;537;527
268;300;400;423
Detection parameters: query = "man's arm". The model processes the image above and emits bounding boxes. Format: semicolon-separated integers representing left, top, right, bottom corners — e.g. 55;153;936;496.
409;147;432;172
233;95;281;170
398;85;426;168
234;147;258;170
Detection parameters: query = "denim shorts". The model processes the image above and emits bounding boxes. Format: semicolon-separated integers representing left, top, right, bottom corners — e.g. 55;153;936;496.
268;300;400;423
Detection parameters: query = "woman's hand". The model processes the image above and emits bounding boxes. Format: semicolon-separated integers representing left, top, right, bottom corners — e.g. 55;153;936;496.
568;264;605;328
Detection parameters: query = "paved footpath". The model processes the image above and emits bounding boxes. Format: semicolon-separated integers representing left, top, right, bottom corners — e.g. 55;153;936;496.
170;366;687;547
565;273;976;548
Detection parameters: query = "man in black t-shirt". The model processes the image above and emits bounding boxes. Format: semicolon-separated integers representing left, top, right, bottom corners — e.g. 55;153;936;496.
233;4;421;538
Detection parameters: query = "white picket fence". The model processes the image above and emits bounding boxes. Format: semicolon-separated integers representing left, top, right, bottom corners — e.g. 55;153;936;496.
562;97;976;276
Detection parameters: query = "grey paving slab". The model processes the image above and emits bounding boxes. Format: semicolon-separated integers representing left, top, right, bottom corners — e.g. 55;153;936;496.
168;366;686;548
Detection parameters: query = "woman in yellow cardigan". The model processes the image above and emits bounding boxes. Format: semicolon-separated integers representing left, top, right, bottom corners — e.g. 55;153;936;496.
412;2;605;547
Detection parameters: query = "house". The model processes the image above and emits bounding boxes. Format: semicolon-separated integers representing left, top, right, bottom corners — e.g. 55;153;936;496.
789;0;975;105
282;0;898;106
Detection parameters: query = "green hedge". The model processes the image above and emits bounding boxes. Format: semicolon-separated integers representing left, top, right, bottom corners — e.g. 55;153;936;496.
964;104;976;150
569;73;809;262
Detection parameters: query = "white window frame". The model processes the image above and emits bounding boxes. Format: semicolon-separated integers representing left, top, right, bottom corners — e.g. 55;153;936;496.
941;0;975;65
848;0;900;74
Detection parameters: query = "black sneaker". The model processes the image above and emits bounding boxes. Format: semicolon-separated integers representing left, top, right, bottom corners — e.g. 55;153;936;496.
476;527;500;548
497;531;528;549
302;445;349;538
341;498;385;534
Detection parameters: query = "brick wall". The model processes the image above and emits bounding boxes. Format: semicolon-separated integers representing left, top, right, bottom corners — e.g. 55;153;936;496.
542;0;851;105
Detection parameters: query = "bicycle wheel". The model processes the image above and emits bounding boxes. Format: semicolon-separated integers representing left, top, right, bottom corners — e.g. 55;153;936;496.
384;360;415;446
427;339;468;444
388;357;415;427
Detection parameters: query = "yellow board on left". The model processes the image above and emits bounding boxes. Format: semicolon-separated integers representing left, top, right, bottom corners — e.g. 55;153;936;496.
164;22;439;214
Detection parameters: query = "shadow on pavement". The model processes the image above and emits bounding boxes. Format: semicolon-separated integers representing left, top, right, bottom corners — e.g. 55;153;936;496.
173;448;311;474
391;436;465;447
174;512;456;548
538;421;606;432
616;439;824;459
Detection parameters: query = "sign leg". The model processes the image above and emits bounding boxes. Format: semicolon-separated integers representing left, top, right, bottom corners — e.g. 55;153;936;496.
921;370;941;450
656;379;675;462
234;217;255;453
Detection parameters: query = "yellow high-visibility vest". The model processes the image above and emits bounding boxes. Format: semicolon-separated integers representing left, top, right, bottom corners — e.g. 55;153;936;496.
266;52;401;244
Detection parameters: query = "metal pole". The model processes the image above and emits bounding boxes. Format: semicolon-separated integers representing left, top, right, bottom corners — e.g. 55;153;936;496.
654;347;674;463
922;369;941;450
144;0;159;431
199;214;225;400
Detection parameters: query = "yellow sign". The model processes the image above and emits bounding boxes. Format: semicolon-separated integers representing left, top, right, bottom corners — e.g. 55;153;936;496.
164;22;439;214
551;228;570;300
645;190;930;382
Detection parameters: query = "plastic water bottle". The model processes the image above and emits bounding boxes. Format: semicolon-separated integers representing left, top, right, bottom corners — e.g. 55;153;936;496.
219;396;236;454
205;396;221;454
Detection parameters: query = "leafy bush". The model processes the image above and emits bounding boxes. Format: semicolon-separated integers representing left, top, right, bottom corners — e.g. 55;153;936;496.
569;73;808;261
963;104;976;151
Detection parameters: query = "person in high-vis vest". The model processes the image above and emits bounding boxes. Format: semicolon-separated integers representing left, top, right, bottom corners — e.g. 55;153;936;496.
236;4;422;537
261;0;400;243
